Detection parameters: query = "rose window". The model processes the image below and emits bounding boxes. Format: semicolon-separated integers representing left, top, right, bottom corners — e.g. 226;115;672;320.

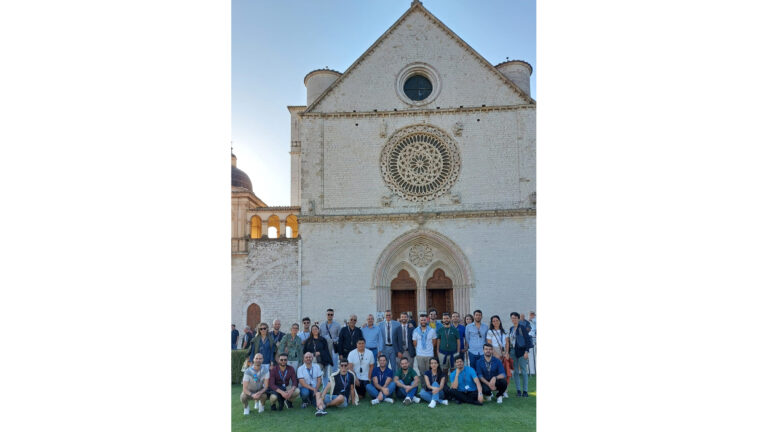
380;125;460;202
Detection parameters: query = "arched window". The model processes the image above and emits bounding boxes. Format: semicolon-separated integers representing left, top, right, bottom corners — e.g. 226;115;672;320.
250;216;262;239
286;214;298;238
267;215;280;239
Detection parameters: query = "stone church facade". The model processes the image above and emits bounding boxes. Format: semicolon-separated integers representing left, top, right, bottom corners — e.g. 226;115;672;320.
232;0;535;331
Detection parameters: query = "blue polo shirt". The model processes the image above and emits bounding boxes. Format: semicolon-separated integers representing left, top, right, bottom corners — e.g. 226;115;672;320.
473;356;506;380
371;366;394;386
449;366;478;392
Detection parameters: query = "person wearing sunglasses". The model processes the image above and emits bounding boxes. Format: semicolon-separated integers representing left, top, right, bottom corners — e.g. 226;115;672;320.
249;322;277;365
337;314;363;361
318;308;341;372
315;358;357;416
267;353;299;411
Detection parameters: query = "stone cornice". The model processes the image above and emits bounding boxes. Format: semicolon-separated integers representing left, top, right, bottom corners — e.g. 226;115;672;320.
300;104;535;119
252;206;301;212
299;208;535;223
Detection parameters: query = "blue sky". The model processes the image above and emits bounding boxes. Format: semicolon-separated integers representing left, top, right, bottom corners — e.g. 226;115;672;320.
232;0;536;205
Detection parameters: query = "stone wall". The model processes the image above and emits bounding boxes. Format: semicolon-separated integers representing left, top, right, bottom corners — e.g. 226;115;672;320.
231;238;300;328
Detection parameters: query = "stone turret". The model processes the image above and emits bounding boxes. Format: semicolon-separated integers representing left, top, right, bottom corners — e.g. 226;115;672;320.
304;68;341;106
495;60;532;97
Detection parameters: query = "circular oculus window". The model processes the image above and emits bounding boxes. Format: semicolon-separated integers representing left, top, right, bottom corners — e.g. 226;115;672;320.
395;63;441;106
380;124;460;202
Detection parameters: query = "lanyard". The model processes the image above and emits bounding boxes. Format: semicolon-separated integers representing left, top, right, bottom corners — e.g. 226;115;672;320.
418;327;429;350
339;373;348;393
278;367;288;384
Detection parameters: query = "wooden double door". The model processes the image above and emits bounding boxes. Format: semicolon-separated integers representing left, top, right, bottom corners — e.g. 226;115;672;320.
390;268;453;318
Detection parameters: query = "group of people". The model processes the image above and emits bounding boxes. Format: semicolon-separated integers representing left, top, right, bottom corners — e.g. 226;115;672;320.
235;308;536;417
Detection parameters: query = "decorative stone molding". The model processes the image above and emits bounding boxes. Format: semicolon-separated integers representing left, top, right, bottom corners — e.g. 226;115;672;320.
452;121;463;136
381;195;393;207
300;104;535;119
449;193;461;204
379;119;387;137
380;124;460;202
299;208;535;224
409;243;433;267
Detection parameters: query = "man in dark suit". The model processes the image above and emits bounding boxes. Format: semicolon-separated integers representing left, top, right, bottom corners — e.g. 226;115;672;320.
397;312;416;370
378;309;402;370
337;314;363;361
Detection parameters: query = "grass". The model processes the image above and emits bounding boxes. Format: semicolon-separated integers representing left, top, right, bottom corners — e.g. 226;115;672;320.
231;375;535;431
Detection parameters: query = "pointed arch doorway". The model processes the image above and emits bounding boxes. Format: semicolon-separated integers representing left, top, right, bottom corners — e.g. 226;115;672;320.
426;269;453;316
372;229;474;317
246;303;261;330
390;269;417;319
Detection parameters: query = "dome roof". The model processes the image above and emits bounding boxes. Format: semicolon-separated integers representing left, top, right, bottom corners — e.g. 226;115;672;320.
231;153;253;192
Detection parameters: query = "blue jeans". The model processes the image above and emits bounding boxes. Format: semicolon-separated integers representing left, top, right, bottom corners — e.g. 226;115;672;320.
380;345;397;371
396;386;417;400
369;347;378;359
468;352;483;370
299;387;316;405
419;389;445;403
513;355;529;391
366;382;396;399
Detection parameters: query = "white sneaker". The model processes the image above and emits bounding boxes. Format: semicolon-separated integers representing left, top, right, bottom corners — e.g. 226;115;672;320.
403;397;411;405
428;400;436;408
440;400;448;406
497;395;503;404
371;399;379;405
503;391;509;398
243;407;250;415
384;397;394;403
257;401;264;413
413;397;421;403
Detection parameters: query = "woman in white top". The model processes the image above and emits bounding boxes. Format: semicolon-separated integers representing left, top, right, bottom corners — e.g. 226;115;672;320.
486;315;509;361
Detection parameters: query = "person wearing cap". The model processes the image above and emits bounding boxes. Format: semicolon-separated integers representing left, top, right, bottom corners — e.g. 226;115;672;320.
267;353;299;411
315;358;357;416
240;353;269;415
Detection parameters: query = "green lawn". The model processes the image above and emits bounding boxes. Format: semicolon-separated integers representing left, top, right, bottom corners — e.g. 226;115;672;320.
231;376;535;431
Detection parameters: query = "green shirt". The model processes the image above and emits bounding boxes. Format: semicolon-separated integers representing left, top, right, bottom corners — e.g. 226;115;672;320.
436;325;460;353
278;334;303;362
396;367;418;386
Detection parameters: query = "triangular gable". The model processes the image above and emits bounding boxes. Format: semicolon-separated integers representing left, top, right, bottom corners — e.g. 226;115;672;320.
304;0;534;114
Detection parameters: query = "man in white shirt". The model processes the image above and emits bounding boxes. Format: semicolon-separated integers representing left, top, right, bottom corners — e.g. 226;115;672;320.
240;353;269;415
347;338;375;399
412;313;437;388
297;352;324;409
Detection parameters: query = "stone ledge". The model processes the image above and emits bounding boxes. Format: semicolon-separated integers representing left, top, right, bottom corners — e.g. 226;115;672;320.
300;104;535;119
299;208;535;223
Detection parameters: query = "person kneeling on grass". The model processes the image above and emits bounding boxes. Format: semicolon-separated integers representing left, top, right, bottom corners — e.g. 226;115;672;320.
267;353;300;411
446;357;483;406
367;354;396;405
297;352;324;409
474;343;507;404
314;358;357;416
393;357;420;405
241;353;270;415
420;357;448;408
